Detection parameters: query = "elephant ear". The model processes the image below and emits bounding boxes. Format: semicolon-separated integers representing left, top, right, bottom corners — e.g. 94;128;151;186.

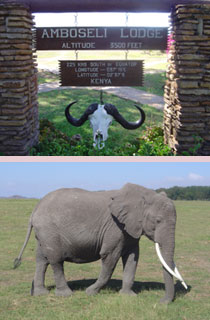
109;184;145;239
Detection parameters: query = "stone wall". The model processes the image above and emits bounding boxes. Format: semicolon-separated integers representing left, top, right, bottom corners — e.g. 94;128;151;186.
164;4;210;155
0;2;38;156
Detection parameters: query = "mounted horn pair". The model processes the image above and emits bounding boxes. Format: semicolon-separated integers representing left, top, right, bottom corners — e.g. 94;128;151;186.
65;101;145;129
65;101;98;127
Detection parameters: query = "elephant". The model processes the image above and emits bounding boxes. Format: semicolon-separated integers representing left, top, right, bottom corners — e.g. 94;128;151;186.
14;183;187;303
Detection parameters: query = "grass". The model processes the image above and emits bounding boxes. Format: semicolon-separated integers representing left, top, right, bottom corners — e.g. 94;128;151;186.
36;51;166;155
35;51;167;155
38;70;59;84
37;50;167;96
37;50;167;72
36;89;163;155
37;70;166;97
136;71;166;96
38;89;163;133
0;199;210;319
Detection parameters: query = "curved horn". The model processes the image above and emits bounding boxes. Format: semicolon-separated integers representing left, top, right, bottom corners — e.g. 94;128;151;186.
155;243;188;290
104;104;145;130
65;102;98;127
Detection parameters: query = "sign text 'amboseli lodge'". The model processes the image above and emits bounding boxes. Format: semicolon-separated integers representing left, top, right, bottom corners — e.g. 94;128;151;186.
36;27;168;50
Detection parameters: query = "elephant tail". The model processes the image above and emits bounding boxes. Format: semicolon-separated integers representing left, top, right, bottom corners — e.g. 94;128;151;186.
14;216;33;269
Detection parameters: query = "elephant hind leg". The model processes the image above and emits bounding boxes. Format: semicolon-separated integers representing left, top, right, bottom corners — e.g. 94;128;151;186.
86;247;121;296
51;262;73;296
32;245;49;296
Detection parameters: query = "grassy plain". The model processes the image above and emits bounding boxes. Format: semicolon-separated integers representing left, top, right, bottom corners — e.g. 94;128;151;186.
37;50;167;96
34;50;167;155
37;50;167;72
0;199;210;320
38;71;166;97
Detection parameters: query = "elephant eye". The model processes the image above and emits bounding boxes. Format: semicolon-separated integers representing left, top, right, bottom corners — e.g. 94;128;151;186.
146;218;155;231
156;216;162;223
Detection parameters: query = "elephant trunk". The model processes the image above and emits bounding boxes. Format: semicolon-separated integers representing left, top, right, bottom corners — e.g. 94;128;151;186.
161;246;175;302
155;227;176;303
161;248;175;303
155;224;187;303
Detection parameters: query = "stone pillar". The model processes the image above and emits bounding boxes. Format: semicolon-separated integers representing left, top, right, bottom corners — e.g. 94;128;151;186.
0;2;38;156
164;4;210;155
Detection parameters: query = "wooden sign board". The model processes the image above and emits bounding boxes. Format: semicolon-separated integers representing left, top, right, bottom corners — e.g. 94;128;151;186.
59;60;144;87
36;27;168;50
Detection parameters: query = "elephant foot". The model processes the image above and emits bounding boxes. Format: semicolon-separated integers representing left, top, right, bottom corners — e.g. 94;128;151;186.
32;287;49;296
55;287;73;297
86;285;100;296
119;289;137;296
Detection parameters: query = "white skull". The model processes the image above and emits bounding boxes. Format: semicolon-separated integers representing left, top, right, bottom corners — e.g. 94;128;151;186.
88;105;113;149
65;101;145;150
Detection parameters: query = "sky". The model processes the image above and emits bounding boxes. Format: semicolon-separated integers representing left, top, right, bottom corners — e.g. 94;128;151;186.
0;162;209;198
34;12;170;28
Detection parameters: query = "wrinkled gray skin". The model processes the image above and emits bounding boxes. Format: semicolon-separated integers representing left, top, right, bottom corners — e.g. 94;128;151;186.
15;183;176;303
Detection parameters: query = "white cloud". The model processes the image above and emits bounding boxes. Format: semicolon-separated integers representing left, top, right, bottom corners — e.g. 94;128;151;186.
160;172;206;189
188;173;204;182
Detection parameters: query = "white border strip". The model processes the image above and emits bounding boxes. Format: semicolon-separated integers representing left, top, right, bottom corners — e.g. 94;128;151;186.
0;156;210;162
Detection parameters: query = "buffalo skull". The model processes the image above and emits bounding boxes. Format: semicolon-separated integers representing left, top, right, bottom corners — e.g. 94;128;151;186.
65;102;145;149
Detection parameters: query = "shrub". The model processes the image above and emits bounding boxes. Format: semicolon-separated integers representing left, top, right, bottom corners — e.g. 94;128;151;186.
30;119;72;156
30;120;173;156
181;135;203;156
135;125;174;156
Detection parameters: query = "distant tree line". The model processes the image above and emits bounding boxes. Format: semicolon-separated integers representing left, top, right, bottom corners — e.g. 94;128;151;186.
156;186;210;200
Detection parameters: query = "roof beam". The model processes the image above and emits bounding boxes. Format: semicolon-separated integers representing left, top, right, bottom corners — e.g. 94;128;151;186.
7;0;210;13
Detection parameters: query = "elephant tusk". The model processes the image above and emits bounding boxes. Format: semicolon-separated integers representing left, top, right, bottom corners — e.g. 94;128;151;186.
155;243;178;278
174;266;188;290
155;243;188;290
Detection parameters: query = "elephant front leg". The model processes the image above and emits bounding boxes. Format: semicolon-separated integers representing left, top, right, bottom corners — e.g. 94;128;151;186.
86;248;121;296
120;245;139;296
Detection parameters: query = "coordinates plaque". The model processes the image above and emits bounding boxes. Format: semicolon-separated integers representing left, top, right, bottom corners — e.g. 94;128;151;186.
59;60;144;86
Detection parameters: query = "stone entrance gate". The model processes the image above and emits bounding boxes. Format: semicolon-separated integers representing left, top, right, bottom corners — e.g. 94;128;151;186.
1;0;210;155
164;4;210;155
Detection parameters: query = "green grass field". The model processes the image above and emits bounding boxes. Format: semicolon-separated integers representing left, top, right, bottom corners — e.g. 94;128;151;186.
37;50;167;97
38;89;163;135
34;50;167;155
38;71;166;97
36;89;163;156
0;199;210;319
37;50;167;72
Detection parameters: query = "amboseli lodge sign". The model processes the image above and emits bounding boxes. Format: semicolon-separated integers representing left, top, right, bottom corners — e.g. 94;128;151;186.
36;27;168;50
